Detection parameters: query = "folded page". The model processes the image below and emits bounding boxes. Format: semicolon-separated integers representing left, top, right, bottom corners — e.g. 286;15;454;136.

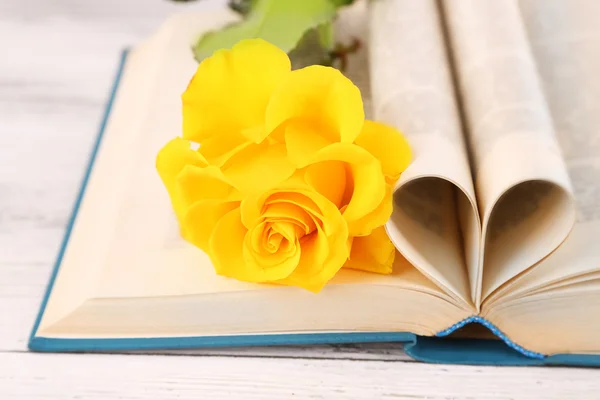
442;0;576;304
369;0;479;308
484;0;600;310
520;0;600;229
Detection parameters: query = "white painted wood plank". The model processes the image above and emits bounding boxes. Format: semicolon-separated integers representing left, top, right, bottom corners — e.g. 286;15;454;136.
2;352;600;400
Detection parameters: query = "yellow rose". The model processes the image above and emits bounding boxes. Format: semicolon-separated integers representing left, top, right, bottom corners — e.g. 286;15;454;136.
156;38;411;292
156;138;241;252
284;121;408;276
181;39;292;181
156;138;405;291
210;173;350;292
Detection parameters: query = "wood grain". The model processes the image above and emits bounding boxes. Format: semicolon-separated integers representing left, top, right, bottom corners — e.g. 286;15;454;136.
2;352;599;400
1;0;600;398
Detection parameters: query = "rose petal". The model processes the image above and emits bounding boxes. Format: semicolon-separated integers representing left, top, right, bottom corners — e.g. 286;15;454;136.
284;122;330;167
276;227;328;289
156;138;208;218
251;221;269;254
209;208;276;282
156;137;208;191
263;202;316;235
243;223;301;280
304;160;346;208
183;200;240;252
304;143;386;236
266;65;364;143
251;221;296;259
198;131;254;167
237;177;350;291
177;165;238;207
343;226;395;274
222;142;296;195
266;231;284;253
355;120;412;185
278;208;349;292
240;174;317;229
183;39;291;143
349;183;394;237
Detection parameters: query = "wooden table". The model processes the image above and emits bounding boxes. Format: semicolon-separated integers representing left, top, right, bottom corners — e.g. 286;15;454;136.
1;0;599;398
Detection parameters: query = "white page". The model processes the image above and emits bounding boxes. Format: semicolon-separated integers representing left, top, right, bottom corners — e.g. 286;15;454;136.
497;0;600;298
519;0;600;226
369;0;478;307
483;2;600;355
441;0;576;303
35;28;174;330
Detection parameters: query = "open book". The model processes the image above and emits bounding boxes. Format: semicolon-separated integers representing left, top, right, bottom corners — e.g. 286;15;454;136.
29;0;600;366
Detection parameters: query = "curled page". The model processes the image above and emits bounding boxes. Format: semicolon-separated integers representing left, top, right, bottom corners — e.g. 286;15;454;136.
369;0;479;308
442;0;576;303
494;0;600;298
519;0;600;228
485;0;600;309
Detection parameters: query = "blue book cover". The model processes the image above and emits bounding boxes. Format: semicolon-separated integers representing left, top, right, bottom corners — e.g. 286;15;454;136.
28;50;600;368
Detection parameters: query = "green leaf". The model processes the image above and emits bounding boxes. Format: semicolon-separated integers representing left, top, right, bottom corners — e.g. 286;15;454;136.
288;24;333;69
317;21;334;51
327;0;355;6
193;0;336;62
228;0;256;15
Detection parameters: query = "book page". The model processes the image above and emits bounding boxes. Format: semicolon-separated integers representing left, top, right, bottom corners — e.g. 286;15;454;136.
90;2;457;300
34;28;172;330
36;6;473;338
483;0;600;310
482;1;600;355
91;3;451;299
441;0;576;303
519;0;600;228
369;0;479;307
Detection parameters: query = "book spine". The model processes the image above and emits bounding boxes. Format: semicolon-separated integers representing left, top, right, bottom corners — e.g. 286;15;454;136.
437;316;545;359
